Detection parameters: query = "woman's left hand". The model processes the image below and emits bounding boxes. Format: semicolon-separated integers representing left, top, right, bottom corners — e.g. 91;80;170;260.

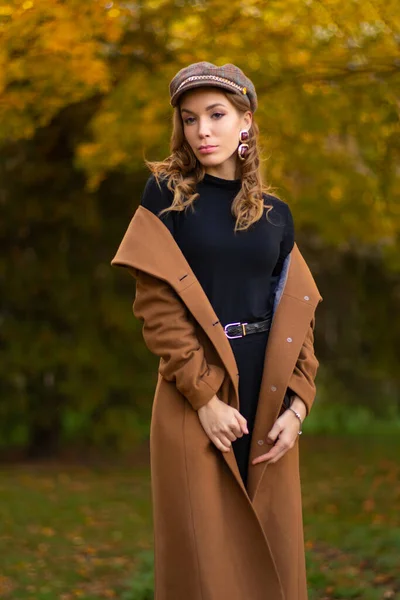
251;397;306;466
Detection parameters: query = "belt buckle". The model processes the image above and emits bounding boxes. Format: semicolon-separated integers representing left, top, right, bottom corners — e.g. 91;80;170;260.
224;321;248;339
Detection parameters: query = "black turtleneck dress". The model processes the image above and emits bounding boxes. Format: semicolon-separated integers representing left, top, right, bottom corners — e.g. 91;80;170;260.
140;172;295;488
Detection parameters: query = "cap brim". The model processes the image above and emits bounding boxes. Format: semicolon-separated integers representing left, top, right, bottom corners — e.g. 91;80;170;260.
171;81;251;110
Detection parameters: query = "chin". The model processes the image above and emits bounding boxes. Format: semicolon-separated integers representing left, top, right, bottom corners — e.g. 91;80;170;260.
197;155;228;168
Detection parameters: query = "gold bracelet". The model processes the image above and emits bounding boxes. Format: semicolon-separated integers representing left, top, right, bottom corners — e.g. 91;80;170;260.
288;407;303;435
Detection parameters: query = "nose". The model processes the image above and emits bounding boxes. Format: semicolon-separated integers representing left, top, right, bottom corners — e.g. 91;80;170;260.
198;117;211;139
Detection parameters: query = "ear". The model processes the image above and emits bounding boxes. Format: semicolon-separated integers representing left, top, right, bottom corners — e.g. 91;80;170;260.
243;110;252;130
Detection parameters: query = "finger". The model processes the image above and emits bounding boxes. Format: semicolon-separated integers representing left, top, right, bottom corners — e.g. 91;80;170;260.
251;452;270;465
268;448;289;464
213;437;231;452
252;447;277;464
266;421;283;444
253;448;287;466
268;438;295;463
271;435;291;455
230;424;243;438
234;410;249;434
218;433;233;448
252;437;290;465
267;436;295;462
223;428;238;442
231;416;245;437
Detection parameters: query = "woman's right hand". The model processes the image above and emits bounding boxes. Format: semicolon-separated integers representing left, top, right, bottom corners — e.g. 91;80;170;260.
197;395;249;452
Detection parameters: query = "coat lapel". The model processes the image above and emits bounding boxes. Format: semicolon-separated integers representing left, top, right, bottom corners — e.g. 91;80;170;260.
111;205;241;406
248;246;322;499
111;205;322;501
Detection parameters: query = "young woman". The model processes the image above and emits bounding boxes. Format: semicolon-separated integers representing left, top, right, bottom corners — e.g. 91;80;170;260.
112;62;323;600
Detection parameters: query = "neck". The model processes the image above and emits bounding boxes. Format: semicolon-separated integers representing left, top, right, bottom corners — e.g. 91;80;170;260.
205;160;240;181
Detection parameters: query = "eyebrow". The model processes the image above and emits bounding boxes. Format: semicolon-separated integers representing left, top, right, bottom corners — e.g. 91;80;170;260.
180;103;227;115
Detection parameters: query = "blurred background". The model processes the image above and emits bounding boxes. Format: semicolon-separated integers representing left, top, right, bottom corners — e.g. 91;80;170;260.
0;0;399;598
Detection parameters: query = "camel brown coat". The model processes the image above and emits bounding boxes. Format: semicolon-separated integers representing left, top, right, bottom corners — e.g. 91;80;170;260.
111;204;323;600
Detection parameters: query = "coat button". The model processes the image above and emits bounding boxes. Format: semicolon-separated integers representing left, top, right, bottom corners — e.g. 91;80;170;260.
271;385;277;391
304;295;310;301
287;337;292;342
257;440;264;445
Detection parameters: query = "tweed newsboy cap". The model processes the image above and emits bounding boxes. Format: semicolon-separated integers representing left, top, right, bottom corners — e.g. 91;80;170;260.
169;61;258;113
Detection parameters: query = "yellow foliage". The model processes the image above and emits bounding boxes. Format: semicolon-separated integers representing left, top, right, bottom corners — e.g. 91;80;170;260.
107;8;120;19
301;132;314;143
170;14;202;39
0;6;13;16
145;0;171;9
290;51;311;67
0;0;398;256
302;83;317;95
329;186;343;202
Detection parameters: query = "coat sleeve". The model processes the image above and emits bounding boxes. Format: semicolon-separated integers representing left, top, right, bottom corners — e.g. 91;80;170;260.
286;314;319;416
132;268;226;411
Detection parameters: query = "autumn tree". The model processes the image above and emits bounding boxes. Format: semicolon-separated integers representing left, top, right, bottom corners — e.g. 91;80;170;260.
0;0;399;454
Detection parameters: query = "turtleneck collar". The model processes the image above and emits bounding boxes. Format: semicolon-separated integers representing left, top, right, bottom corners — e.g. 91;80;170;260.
202;172;242;190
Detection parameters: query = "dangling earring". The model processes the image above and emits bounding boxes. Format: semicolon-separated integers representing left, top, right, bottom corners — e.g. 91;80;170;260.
238;130;249;161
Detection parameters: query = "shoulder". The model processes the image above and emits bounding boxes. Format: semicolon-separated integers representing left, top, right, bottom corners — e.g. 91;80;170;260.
140;173;174;214
263;192;290;211
263;192;294;225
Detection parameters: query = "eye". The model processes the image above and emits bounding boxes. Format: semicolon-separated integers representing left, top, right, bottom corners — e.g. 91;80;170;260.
183;112;225;125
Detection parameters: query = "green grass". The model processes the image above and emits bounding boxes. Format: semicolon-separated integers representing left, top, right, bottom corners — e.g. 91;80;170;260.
301;435;400;599
0;436;399;599
0;459;152;599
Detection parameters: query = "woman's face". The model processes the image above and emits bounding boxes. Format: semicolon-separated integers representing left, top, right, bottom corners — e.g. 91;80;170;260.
179;87;252;179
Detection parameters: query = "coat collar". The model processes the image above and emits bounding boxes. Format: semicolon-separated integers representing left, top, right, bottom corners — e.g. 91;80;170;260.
111;205;323;406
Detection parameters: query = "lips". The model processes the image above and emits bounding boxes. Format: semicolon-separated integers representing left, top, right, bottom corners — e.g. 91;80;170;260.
199;146;217;155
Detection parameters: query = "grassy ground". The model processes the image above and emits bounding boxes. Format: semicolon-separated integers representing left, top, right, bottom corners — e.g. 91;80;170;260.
0;435;399;599
301;436;400;600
